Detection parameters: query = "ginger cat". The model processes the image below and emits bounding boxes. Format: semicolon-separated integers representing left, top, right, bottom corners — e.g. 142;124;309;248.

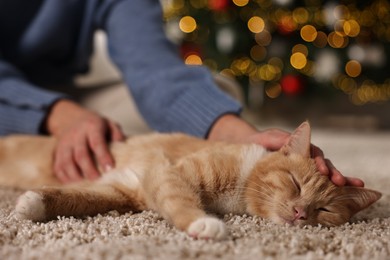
0;122;381;240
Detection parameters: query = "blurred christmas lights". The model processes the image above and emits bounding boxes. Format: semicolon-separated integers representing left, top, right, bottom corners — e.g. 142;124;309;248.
162;0;390;105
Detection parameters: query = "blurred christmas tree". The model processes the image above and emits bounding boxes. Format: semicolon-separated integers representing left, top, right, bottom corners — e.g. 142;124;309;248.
161;0;390;107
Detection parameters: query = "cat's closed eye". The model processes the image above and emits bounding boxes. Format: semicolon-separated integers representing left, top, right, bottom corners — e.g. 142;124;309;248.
289;173;301;193
317;207;331;212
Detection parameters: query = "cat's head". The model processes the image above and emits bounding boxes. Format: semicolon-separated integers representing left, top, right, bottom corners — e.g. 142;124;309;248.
245;122;382;226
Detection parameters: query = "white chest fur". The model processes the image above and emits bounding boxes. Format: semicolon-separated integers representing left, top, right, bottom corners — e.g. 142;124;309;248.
207;144;268;215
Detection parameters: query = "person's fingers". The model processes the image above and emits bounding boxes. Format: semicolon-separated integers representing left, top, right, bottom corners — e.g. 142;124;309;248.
55;170;68;183
53;146;70;183
325;159;346;186
311;145;328;175
54;146;83;183
73;140;100;180
257;129;290;150
108;120;125;142
345;176;365;187
88;130;114;172
64;163;84;183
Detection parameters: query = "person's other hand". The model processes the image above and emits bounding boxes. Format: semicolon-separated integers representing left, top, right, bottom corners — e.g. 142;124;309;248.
207;114;364;187
310;146;364;187
45;99;125;183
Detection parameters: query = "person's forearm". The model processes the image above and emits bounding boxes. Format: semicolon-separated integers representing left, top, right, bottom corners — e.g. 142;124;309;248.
207;114;258;143
0;60;66;135
100;0;241;137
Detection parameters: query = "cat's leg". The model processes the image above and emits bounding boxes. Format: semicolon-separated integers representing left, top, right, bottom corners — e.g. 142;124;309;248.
14;183;145;221
144;168;227;240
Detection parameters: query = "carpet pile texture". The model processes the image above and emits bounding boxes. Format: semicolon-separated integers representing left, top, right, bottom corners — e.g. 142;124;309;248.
0;130;389;259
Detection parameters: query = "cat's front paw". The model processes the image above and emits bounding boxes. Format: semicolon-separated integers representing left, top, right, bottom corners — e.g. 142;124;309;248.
187;216;227;240
15;191;46;221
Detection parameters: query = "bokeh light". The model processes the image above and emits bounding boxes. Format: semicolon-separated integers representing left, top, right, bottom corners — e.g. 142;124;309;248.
258;64;281;81
328;32;348;48
233;0;249;7
338;76;357;94
292;44;308;57
185;54;202;65
345;60;362;77
300;25;318;42
268;57;284;71
290;52;307;69
248;16;265;33
164;0;390;105
265;82;282;98
343;19;360;37
292;7;309;24
255;30;272;46
179;16;197;33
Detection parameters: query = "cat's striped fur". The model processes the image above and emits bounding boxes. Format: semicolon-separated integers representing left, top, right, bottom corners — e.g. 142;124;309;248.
0;122;381;240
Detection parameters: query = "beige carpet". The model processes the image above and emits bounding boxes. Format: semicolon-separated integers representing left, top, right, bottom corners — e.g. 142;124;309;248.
0;129;389;260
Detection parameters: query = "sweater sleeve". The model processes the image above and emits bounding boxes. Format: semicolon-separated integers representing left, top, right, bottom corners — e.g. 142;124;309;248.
98;0;242;137
0;59;66;135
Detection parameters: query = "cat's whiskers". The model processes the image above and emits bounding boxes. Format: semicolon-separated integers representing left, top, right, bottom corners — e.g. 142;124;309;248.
244;187;274;200
245;179;276;195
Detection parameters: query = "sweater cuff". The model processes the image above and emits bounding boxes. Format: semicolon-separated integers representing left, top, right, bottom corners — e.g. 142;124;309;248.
165;70;242;138
0;103;51;135
0;78;68;135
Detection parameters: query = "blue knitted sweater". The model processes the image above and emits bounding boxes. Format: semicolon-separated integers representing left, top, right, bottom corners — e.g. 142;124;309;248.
0;0;241;137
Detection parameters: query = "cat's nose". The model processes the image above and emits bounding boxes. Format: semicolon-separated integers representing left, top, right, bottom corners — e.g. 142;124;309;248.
294;207;307;220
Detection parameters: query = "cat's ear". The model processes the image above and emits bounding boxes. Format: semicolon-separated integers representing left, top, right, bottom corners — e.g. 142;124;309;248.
282;121;311;158
341;187;382;215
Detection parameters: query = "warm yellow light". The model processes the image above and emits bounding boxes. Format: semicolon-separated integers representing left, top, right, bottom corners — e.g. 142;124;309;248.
339;77;357;94
290;52;307;69
292;44;308;57
343;20;360;37
265;82;282;98
258;64;278;81
300;25;317;42
185;54;202;65
328;32;348;48
334;20;346;36
268;57;284;70
292;8;309;24
314;10;325;26
220;69;236;78
233;0;249;7
357;81;376;104
345;60;361;77
179;16;197;33
300;60;315;76
231;58;254;76
255;30;272;46
248;16;265;34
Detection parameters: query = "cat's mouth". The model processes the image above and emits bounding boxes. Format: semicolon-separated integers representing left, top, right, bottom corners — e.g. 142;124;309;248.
281;217;295;225
278;216;306;226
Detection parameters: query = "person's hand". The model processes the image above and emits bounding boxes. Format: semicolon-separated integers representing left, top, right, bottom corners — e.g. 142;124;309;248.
310;146;364;186
44;99;125;183
207;114;364;187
